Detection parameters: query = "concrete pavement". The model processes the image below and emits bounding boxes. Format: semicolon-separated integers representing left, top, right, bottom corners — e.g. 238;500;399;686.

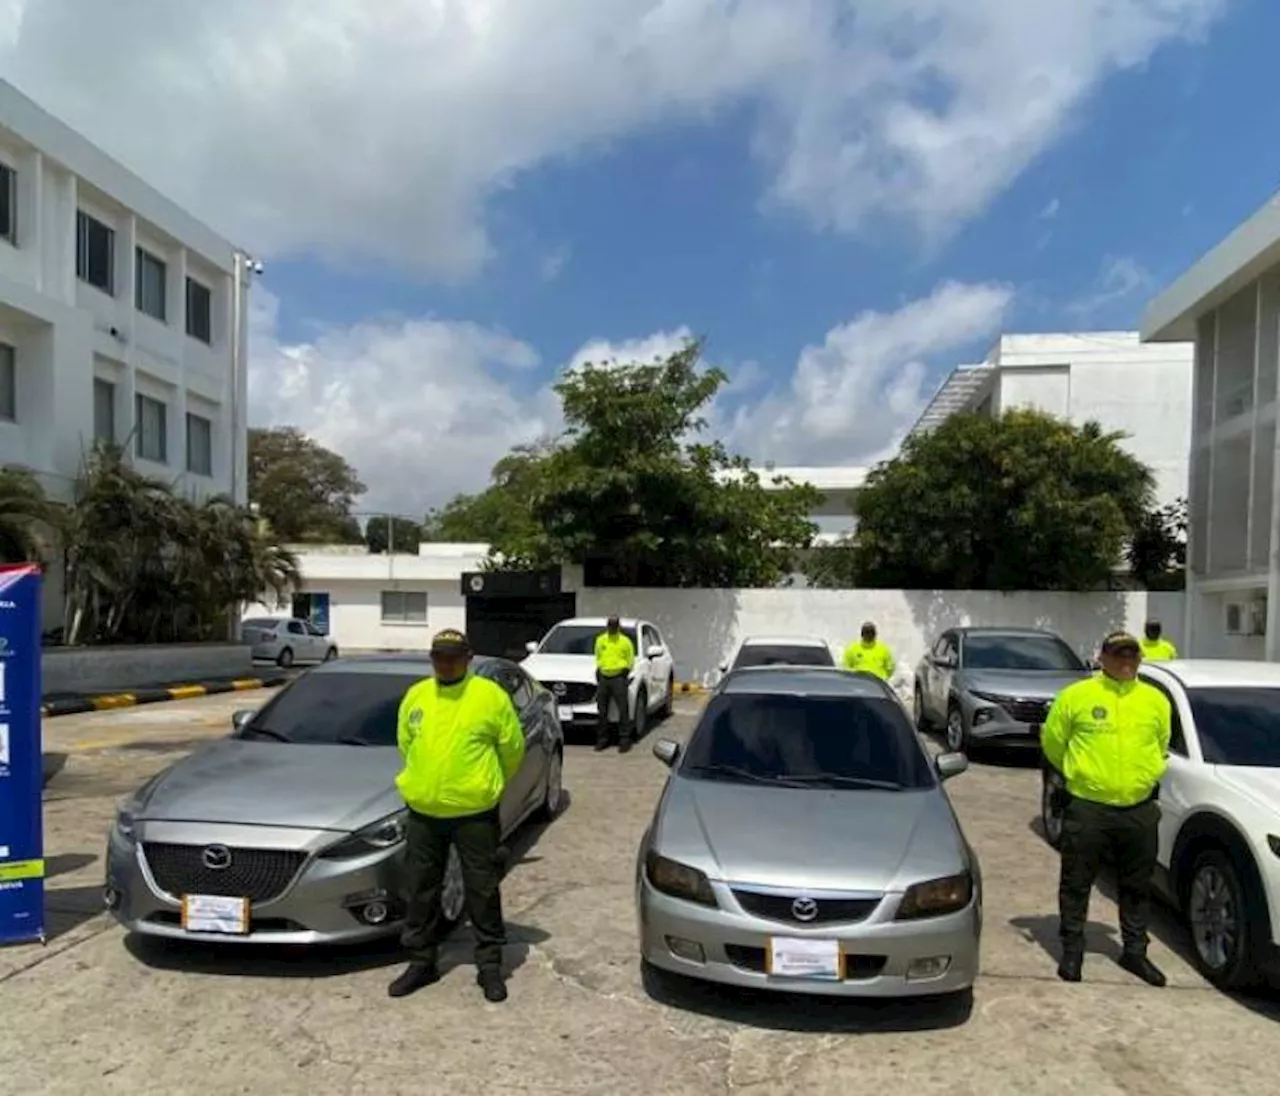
2;690;1277;1095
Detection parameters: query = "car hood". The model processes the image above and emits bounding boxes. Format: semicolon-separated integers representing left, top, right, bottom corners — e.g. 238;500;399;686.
654;776;967;892
959;668;1089;699
129;739;403;832
1213;766;1280;817
521;653;600;684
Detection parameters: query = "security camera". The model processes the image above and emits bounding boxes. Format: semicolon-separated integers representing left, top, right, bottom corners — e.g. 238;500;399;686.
251;260;264;275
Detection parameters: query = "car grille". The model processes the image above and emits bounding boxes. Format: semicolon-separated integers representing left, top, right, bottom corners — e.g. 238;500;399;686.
732;889;881;925
543;681;597;705
997;697;1050;724
142;843;307;905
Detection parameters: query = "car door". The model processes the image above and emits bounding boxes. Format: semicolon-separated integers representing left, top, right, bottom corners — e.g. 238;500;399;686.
483;661;545;830
639;624;660;706
1141;674;1197;874
305;621;329;659
284;619;311;660
650;624;675;697
928;633;958;719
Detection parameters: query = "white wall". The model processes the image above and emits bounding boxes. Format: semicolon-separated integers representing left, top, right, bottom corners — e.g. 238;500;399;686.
575;587;1185;685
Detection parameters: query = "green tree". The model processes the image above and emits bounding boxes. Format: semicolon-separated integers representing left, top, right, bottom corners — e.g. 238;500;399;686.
1126;497;1187;590
248;426;365;543
0;466;61;563
421;443;555;552
365;514;423;554
812;410;1154;591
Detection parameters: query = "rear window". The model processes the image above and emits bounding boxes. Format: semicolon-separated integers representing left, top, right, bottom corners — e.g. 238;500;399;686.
242;618;278;630
732;644;834;669
680;692;934;790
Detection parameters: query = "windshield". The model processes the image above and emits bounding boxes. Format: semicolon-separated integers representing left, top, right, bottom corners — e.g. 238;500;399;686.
732;644;834;669
680;693;934;790
1187;688;1280;767
539;624;636;655
962;634;1084;672
241;670;424;746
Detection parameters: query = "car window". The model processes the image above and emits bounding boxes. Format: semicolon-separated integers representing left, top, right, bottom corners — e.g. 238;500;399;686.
731;644;834;669
242;618;276;630
538;624;637;654
650;626;666;650
680;693;935;790
931;635;950;658
1186;688;1280;767
1139;677;1187;756
642;625;659;651
961;634;1083;671
287;620;306;635
242;670;423;746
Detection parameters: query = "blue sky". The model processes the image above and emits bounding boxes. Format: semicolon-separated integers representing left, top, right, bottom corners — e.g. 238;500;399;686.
6;0;1278;514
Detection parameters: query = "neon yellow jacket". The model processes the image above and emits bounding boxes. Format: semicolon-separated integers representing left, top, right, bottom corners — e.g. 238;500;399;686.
395;673;525;818
841;639;895;681
1041;674;1171;807
595;631;635;675
1139;637;1177;661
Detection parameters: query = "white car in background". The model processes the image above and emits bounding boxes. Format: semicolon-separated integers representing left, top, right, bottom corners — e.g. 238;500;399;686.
522;617;676;737
1041;660;1280;989
241;617;339;668
719;635;835;676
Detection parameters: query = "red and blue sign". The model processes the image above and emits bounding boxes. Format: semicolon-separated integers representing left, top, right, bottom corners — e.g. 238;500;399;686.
0;563;45;946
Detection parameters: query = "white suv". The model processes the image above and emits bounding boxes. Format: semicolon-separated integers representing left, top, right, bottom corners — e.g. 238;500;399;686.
522;617;676;736
1041;660;1280;989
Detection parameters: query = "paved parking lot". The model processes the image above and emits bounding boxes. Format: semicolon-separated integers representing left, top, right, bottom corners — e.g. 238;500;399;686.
3;691;1277;1095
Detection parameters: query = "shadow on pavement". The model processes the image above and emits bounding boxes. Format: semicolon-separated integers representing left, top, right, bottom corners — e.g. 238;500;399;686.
640;962;973;1033
46;852;99;880
43;883;109;941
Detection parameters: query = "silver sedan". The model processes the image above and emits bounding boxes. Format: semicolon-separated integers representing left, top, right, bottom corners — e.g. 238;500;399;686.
104;656;564;945
637;666;980;998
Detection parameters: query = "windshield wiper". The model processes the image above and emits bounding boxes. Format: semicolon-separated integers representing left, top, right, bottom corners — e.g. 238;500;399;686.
781;773;904;791
241;725;291;743
336;736;372;747
688;763;806;787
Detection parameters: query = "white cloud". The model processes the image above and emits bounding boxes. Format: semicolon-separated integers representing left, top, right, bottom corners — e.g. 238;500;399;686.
1;0;1222;278
1067;254;1154;320
566;328;696;374
1039;198;1062;221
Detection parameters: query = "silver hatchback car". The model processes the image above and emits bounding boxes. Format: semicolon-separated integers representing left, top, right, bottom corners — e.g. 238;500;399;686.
637;666;980;998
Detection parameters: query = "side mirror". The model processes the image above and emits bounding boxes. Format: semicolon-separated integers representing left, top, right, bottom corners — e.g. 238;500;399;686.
718;662;729;674
525;641;538;654
652;739;681;767
1086;658;1100;671
646;645;665;659
231;709;256;734
934;752;969;781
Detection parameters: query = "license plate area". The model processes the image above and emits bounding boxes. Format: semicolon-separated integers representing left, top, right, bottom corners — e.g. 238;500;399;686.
181;894;250;935
766;936;841;980
557;705;574;722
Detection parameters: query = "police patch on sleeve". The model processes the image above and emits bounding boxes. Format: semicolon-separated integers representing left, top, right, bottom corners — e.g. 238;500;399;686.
408;707;423;729
1091;706;1108;721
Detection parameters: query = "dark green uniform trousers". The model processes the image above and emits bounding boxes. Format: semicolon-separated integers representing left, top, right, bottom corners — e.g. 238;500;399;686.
595;670;632;745
1058;795;1160;957
401;807;505;971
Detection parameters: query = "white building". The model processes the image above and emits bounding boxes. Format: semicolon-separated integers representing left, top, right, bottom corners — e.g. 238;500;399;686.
1142;191;1280;660
753;465;866;544
0;80;251;622
912;332;1194;510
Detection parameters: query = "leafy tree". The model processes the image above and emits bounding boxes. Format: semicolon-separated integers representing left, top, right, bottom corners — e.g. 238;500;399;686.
421;443;555;551
248;426;365;543
465;340;820;586
0;466;61;563
1126;497;1187;590
812;410;1154;591
365;514;423;554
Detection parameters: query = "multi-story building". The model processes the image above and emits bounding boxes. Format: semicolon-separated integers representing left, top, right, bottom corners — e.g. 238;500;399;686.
911;332;1194;509
0;80;252;623
1143;191;1280;659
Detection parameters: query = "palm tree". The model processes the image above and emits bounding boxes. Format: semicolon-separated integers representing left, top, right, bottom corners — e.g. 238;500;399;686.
0;466;62;564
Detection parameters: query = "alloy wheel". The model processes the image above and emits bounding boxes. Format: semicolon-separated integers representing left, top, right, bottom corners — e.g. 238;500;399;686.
1041;777;1063;847
946;708;965;751
1189;861;1240;974
544;749;564;816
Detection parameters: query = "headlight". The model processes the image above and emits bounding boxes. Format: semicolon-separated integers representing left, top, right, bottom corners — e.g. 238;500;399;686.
114;806;138;840
645;850;718;907
320;811;408;860
895;872;973;920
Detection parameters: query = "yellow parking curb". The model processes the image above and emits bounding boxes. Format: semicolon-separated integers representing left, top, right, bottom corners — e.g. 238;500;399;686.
41;675;289;718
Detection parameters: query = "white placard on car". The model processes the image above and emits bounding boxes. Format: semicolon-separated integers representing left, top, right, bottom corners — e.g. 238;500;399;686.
181;894;249;934
557;705;574;723
767;936;841;979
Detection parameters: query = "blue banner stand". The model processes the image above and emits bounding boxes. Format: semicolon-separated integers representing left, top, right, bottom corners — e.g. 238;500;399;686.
0;563;45;946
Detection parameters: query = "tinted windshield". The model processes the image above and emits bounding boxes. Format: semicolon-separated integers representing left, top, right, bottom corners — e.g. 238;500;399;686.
1188;688;1280;767
539;625;637;655
242;670;424;746
681;693;934;790
962;634;1083;672
732;644;834;669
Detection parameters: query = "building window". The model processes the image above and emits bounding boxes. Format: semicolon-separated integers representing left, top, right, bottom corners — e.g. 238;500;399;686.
186;411;213;476
135;247;167;321
93;378;115;443
380;590;428;624
186;278;212;344
0;343;15;421
76;211;115;294
134;393;167;463
0;162;14;245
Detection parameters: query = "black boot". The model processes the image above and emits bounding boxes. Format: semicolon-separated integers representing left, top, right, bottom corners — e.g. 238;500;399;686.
388;962;440;998
618;735;633;754
593;736;610;752
1118;952;1167;987
477;967;508;1003
1057;949;1083;983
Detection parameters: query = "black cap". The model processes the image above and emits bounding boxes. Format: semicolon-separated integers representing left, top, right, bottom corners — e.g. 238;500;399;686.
861;621;876;635
430;628;471;655
1101;630;1140;655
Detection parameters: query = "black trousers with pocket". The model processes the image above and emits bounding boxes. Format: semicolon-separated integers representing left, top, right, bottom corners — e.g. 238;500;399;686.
595;670;632;743
401;806;505;971
1058;794;1160;957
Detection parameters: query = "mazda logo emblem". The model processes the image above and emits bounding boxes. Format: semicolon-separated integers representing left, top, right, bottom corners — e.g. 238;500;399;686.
202;844;232;870
552;683;566;696
791;896;818;922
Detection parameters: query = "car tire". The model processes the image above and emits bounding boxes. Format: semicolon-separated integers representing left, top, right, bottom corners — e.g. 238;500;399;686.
539;746;564;821
324;646;339;661
1184;848;1261;990
658;674;675;720
945;702;968;753
633;689;648;740
1041;769;1065;849
913;684;931;732
277;647;295;669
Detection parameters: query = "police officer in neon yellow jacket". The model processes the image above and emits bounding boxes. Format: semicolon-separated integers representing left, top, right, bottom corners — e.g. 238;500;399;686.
387;628;525;1002
1041;630;1171;988
841;621;896;681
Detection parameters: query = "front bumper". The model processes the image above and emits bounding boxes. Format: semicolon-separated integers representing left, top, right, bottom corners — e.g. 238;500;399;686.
967;715;1043;747
637;876;980;998
105;820;407;946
